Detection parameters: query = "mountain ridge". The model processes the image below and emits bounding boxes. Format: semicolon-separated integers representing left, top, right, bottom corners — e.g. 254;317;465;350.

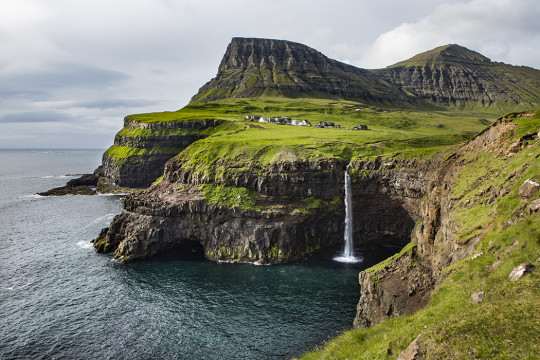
191;37;540;109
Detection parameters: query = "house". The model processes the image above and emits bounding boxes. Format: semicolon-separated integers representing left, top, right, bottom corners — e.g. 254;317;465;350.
352;124;368;130
258;117;268;123
290;120;304;126
315;121;335;128
301;120;311;127
245;115;263;121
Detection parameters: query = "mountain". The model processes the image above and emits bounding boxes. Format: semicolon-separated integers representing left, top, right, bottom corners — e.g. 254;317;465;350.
192;38;540;109
190;37;418;106
374;44;540;107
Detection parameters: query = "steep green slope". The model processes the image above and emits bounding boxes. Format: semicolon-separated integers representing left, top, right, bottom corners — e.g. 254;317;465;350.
299;111;540;359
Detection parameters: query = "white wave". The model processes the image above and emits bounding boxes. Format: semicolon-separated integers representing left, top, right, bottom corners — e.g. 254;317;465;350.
41;174;77;179
96;192;128;196
2;282;32;291
24;194;44;199
76;240;94;249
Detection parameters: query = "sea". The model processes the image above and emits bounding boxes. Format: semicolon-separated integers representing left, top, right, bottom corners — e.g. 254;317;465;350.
0;149;398;360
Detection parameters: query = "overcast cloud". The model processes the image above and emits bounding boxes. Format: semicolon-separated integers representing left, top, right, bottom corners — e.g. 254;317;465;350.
1;0;539;148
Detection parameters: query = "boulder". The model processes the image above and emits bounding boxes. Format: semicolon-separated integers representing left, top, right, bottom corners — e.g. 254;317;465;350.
506;240;519;254
485;260;503;273
528;199;540;214
519;179;539;199
508;263;535;282
397;333;422;360
470;291;485;305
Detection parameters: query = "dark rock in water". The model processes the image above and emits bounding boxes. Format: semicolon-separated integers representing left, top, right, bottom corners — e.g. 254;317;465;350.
66;173;99;187
38;173;99;196
38;184;97;196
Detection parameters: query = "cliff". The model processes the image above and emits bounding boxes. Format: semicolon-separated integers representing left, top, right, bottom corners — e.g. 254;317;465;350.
97;116;225;190
302;111;540;359
94;158;347;263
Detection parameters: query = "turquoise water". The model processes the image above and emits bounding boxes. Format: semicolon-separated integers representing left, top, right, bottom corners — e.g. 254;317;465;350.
0;150;397;359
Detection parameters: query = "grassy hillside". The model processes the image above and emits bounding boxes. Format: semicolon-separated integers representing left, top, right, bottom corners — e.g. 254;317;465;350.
298;112;540;359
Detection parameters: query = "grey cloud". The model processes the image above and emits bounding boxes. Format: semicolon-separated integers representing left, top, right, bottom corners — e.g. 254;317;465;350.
2;64;130;91
0;111;77;123
74;98;159;110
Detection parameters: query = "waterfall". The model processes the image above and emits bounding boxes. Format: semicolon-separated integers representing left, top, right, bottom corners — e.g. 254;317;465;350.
334;164;362;263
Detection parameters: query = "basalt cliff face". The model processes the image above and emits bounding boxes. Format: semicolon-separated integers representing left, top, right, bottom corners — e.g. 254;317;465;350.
96;118;223;190
94;158;347;263
94;154;433;263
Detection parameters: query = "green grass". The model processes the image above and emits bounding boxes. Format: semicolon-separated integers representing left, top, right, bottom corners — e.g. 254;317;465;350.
199;183;261;211
103;145;182;164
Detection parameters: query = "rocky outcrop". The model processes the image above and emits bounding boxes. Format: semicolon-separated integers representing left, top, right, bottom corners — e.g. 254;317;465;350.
94;180;344;263
98;118;223;189
353;245;435;329
38;171;100;196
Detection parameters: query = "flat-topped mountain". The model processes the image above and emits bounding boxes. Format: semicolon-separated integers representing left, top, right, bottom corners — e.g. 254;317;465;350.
190;37;418;106
192;38;540;109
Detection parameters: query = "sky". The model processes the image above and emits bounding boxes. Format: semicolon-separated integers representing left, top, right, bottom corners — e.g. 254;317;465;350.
1;0;539;149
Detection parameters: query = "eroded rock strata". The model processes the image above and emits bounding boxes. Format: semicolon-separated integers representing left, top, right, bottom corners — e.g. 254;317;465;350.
98;118;223;189
94;154;434;263
94;158;348;263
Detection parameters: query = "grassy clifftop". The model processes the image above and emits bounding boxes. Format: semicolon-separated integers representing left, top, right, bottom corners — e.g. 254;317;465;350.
170;97;491;175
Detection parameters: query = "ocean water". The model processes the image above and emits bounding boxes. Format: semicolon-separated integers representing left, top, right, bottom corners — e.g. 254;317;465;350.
0;150;398;359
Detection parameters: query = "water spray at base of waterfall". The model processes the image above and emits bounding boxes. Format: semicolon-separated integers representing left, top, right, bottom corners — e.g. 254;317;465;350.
334;164;363;264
